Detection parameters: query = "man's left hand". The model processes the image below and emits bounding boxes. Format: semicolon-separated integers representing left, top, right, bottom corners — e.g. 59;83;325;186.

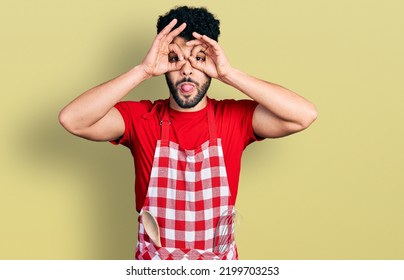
186;32;232;80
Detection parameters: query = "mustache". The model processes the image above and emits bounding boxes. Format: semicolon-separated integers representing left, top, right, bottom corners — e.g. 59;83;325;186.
175;77;199;87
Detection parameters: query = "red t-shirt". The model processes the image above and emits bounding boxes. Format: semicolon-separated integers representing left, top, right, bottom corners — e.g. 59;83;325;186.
111;98;260;212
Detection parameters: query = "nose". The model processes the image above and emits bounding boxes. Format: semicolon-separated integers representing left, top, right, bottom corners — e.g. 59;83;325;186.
181;60;193;76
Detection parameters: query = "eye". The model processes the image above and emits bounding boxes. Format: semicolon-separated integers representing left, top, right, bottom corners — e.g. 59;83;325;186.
196;56;206;61
168;53;179;62
195;52;206;61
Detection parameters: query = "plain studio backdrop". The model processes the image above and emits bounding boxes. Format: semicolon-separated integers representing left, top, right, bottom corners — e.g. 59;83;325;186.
1;0;403;259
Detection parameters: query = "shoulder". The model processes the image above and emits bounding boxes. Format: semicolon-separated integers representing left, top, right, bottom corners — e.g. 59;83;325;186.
210;98;258;116
210;98;261;144
115;99;167;119
115;99;164;111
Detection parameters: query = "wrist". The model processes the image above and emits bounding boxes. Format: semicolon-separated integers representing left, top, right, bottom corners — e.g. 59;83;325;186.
131;64;153;81
218;66;238;84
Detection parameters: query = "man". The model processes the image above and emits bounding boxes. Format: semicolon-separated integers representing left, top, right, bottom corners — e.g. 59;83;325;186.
59;6;317;260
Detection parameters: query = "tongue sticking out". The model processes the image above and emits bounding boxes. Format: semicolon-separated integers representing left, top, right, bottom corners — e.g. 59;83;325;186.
180;84;194;93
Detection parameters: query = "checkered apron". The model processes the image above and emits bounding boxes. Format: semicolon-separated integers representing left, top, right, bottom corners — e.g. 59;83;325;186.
135;100;238;260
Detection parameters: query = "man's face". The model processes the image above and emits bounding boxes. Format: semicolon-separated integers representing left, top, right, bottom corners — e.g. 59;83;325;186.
165;36;211;111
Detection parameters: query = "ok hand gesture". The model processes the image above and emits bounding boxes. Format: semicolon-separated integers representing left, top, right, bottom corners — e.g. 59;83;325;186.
141;19;187;78
186;32;232;81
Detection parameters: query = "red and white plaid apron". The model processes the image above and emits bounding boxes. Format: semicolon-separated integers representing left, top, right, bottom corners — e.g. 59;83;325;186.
135;100;238;260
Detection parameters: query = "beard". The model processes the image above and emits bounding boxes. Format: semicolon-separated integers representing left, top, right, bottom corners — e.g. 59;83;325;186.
165;75;211;109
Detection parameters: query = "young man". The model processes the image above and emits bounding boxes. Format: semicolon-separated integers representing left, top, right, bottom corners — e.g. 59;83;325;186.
59;6;317;260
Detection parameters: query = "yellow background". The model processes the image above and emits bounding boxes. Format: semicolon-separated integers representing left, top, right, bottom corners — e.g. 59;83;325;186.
1;0;403;259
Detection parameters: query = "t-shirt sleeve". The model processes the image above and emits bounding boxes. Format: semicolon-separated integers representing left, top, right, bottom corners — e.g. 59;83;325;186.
215;99;264;149
227;99;263;146
237;99;264;146
109;102;131;146
109;100;152;147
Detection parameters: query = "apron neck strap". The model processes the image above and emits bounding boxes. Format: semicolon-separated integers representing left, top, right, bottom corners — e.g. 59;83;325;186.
160;100;171;142
206;99;217;140
161;99;217;142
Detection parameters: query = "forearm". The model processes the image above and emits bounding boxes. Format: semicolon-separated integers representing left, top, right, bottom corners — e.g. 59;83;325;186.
59;65;149;132
220;68;317;127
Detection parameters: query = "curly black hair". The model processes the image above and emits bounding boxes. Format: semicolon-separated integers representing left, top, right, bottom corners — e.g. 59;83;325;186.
157;6;220;41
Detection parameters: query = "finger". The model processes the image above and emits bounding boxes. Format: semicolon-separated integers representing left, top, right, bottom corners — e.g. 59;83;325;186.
189;46;207;70
150;19;178;51
192;32;219;47
165;22;187;42
152;22;184;56
191;32;207;42
159;22;186;51
191;31;203;39
168;59;186;72
157;19;178;38
167;43;186;72
188;55;204;71
185;39;207;47
190;44;206;58
168;43;185;61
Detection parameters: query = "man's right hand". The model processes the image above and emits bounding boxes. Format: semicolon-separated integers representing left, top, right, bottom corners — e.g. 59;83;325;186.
140;19;187;78
59;19;188;142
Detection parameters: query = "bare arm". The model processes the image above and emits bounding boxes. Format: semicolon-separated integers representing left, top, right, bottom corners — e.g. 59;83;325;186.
187;33;318;138
219;69;318;138
59;19;187;141
59;66;149;141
